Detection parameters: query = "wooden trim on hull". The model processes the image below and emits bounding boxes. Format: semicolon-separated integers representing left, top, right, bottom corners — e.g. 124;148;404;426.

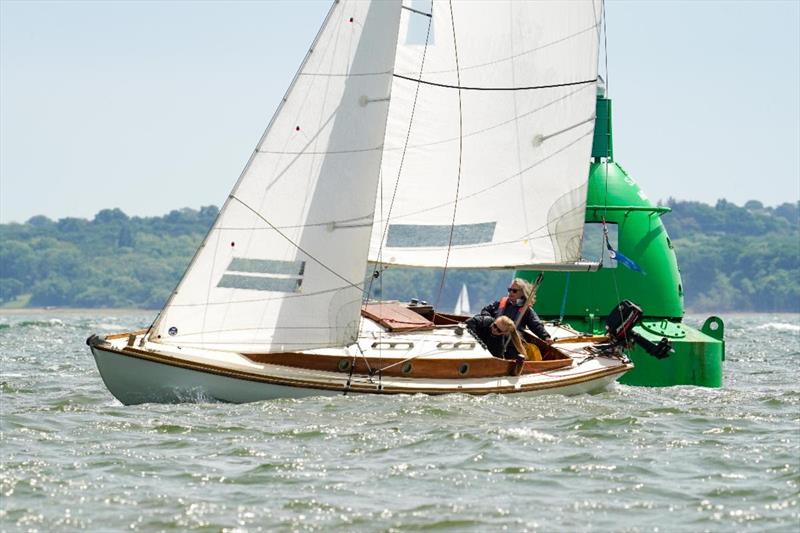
105;329;148;341
90;341;632;397
243;352;573;379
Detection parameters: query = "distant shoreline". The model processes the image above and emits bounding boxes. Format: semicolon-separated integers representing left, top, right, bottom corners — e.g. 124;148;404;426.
0;308;156;315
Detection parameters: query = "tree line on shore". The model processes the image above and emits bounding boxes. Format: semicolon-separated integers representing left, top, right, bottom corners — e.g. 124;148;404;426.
1;199;797;312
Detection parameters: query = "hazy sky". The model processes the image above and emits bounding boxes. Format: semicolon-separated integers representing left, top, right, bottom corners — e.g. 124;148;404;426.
1;0;798;223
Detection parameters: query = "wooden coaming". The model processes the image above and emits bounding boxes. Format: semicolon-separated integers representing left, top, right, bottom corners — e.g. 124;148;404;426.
242;352;573;379
105;329;148;341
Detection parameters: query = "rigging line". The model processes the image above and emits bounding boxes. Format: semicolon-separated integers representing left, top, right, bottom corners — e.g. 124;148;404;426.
371;346;450;374
402;5;432;18
602;0;609;94
434;0;463;311
257;0;351;226
606;233;623;326
382;84;590;153
159;303;366;339
161;340;355;348
163;331;353;343
297;69;393;78
375;169;385;305
287;10;350;233
599;217;609;269
343;352;356;395
558;272;571;323
610;268;622;328
215;210;374;231
231;195;363;292
597;0;611;292
241;7;349;336
603;162;609;221
345;330;372;397
166;281;366;308
364;5;434;303
350;341;379;391
201;229;223;345
355;342;373;374
602;222;623;331
256;144;383;155
366;167;385;305
255;97;341;198
146;0;342;341
407;24;598;77
229;20;351;344
256;84;586;158
392;73;597;92
372;260;596;272
508;1;533;259
173;324;357;336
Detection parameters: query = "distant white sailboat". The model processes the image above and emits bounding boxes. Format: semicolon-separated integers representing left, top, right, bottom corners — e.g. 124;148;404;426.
453;284;471;316
88;0;632;404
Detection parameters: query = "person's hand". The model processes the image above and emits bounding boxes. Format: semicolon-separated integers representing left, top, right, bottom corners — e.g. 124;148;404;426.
543;338;554;345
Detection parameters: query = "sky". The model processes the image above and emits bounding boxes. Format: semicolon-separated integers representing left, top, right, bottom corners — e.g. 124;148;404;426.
1;0;798;224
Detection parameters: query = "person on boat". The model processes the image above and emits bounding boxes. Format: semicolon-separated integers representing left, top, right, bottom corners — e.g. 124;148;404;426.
480;278;553;344
465;315;523;359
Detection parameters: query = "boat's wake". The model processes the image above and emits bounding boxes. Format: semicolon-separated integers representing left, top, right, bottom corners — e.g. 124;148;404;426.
755;322;800;332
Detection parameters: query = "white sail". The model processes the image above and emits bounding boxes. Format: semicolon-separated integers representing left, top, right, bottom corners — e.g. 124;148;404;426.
453;283;471;315
369;0;601;269
151;1;403;352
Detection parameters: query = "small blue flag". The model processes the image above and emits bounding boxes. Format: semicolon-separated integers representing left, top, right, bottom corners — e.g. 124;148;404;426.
605;239;646;275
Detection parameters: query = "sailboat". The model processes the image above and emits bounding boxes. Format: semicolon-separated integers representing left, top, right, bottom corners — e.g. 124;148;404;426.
453;284;471;316
87;0;634;404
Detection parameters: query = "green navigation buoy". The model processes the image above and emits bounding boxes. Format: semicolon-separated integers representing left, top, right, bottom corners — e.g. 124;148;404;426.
517;87;725;387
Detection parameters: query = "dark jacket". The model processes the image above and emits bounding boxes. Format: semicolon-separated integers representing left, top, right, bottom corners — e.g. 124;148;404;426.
480;298;551;340
465;315;520;359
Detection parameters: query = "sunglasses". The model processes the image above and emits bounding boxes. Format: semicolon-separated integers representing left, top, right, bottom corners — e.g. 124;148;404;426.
507;287;521;293
490;323;508;334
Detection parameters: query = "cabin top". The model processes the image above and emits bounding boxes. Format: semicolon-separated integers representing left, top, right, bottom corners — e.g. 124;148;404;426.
361;302;434;332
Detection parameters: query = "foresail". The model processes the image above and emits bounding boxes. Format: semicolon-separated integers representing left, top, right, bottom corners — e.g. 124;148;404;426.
369;0;602;269
151;1;403;352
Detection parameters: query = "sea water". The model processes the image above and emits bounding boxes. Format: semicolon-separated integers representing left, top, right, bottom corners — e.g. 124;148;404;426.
1;311;798;532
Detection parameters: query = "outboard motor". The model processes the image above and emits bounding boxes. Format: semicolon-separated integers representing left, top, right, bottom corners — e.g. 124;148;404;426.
605;300;673;359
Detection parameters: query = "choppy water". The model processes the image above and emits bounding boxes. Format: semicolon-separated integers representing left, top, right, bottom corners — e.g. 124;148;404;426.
1;311;798;532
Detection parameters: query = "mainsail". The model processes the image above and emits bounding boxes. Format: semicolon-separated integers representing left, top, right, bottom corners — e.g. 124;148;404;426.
151;1;403;352
370;0;602;269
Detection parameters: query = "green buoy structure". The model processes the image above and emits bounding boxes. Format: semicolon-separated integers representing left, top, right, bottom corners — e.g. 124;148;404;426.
518;85;725;387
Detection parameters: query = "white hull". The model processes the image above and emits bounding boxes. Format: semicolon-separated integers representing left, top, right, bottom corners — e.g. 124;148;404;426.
88;322;631;405
91;344;340;404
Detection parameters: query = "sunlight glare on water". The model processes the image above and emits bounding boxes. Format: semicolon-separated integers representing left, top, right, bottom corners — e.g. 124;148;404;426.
1;311;798;531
